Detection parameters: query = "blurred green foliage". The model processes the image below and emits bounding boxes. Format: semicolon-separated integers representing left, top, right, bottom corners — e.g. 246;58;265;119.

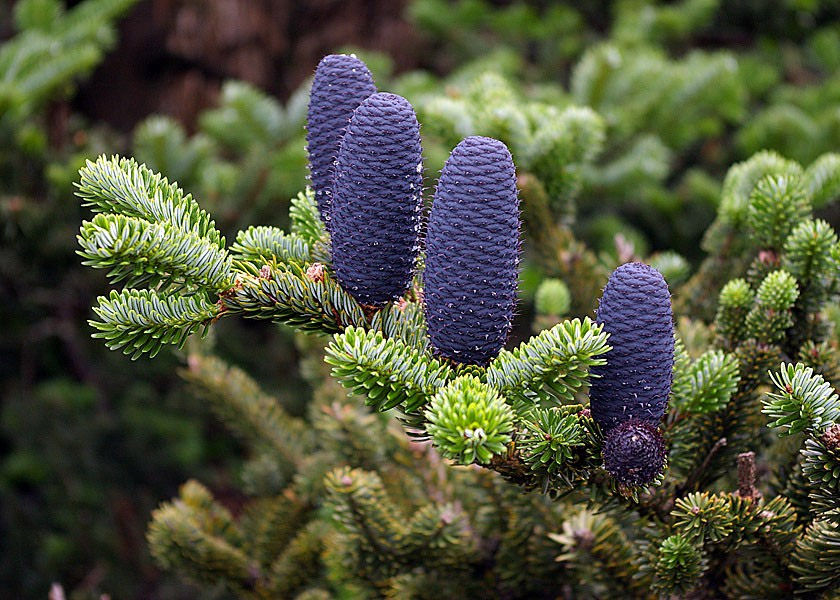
405;0;840;262
0;1;295;597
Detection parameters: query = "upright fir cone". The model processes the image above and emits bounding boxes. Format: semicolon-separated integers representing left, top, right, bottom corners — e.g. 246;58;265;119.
306;54;376;224
424;136;520;365
590;262;674;430
330;92;423;306
589;262;673;485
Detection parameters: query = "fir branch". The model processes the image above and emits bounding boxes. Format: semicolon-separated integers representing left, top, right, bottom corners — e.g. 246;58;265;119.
516;408;585;473
325;326;451;413
78;213;232;292
222;264;367;334
550;508;645;597
239;494;310;568
229;226;310;267
764;363;840;436
676;340;779;488
369;299;429;352
1;40;100;117
180;354;310;468
753;270;799;312
721;554;788;599
803;152;840;209
671;350;740;414
746;174;810;251
59;0;140;38
267;521;329;598
783;218;839;311
425;375;515;465
76;155;224;249
800;431;840;521
789;519;840;592
534;408;611;492
648;251;690;287
310;402;399;469
90;288;220;359
745;270;799;344
147;481;257;595
289;188;327;246
783;219;838;285
719;151;802;227
1;0;137;118
672;492;736;545
672;492;799;550
199;79;288;149
714;278;753;344
485;318;610;408
401;503;475;567
324;467;406;577
651;534;707;597
534;278;572;318
671;335;691;383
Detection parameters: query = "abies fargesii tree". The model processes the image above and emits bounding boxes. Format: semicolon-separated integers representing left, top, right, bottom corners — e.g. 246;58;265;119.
330;92;423;306
74;52;840;598
306;53;376;224
73;51;618;491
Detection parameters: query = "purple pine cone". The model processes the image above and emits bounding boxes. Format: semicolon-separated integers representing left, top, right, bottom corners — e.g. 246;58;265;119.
306;54;376;224
330;92;423;306
602;419;666;486
424;136;521;365
589;262;674;431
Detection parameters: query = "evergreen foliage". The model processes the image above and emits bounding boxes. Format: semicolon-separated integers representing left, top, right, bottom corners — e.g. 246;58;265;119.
671;349;740;414
425;375;515;464
90;288;220;359
133;79;311;230
764;363;840;436
534;277;571;318
533;277;572;331
485;318;610;409
325;326;451;414
1;0;138;124
747;175;810;251
0;3;240;596
75;149;618;498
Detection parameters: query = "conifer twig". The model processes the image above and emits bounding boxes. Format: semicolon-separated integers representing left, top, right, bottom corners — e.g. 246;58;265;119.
736;451;760;500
